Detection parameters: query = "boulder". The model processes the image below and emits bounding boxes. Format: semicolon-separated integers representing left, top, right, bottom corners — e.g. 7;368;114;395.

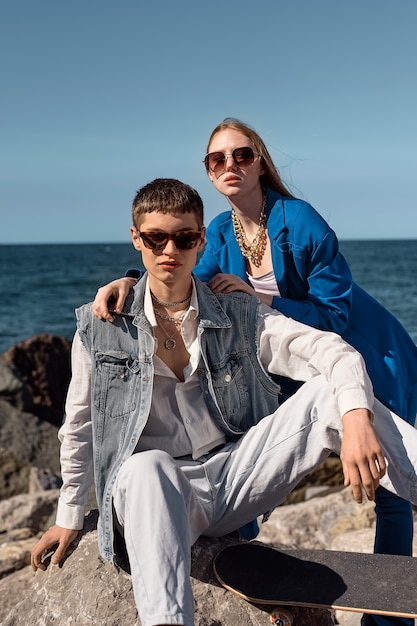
0;490;60;534
0;511;332;626
1;483;415;626
1;334;71;427
257;487;376;549
0;399;61;499
0;358;33;412
5;333;413;625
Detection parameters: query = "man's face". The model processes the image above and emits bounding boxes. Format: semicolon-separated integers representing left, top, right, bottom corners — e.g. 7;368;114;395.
131;211;205;289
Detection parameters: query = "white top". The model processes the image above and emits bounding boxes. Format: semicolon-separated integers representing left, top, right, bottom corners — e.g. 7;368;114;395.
248;269;280;297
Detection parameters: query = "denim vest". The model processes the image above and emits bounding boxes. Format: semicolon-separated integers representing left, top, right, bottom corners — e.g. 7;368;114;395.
76;274;281;563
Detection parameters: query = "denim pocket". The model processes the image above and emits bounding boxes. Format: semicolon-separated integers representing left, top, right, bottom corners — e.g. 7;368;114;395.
210;357;249;432
93;350;141;419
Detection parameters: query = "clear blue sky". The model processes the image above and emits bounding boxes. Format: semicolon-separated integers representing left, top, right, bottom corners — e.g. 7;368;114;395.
1;0;416;244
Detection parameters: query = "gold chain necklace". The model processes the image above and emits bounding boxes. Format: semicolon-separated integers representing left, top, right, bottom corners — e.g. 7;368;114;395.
232;196;267;267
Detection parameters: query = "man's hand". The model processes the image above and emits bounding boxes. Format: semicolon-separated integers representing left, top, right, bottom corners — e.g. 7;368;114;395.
92;277;137;321
341;408;386;503
31;525;79;571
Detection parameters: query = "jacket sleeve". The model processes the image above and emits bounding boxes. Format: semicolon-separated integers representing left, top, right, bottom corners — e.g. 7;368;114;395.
270;241;353;333
269;202;353;334
258;304;374;418
55;332;94;530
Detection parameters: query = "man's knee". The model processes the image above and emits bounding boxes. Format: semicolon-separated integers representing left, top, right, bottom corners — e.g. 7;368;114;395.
119;449;176;483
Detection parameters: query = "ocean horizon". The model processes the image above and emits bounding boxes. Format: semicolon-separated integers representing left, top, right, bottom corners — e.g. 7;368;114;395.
1;239;416;354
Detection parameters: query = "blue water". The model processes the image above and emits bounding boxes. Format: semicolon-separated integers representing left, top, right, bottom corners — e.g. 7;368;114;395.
1;240;416;354
0;243;143;353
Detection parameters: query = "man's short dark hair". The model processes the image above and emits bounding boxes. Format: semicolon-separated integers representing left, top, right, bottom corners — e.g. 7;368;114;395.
132;178;204;228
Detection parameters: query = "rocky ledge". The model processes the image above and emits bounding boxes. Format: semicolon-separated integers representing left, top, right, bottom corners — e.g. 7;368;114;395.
0;335;415;626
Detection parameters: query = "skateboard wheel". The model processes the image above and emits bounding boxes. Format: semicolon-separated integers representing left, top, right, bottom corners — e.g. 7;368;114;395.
270;608;293;626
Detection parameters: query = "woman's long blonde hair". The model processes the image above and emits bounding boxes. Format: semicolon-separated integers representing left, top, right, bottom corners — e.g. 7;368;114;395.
206;118;293;197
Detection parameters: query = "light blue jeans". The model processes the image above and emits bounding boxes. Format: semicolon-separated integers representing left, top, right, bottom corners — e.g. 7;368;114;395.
112;377;417;626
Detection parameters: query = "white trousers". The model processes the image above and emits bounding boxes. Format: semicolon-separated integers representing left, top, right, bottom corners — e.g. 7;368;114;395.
112;376;417;626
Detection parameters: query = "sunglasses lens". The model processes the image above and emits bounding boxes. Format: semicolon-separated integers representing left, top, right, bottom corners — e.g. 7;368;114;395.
140;232;168;249
139;231;201;250
232;147;255;166
206;152;226;173
174;232;201;249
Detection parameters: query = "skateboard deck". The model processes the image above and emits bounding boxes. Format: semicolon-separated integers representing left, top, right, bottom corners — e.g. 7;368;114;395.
213;543;417;619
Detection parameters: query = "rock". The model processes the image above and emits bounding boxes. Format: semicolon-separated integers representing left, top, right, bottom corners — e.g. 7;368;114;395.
0;490;60;534
0;399;61;499
0;532;37;579
1;333;414;625
28;466;62;493
283;457;344;505
0;511;332;626
1;334;71;427
0;358;33;412
0;491;60;579
0;484;415;625
0;335;97;518
331;523;417;556
257;487;376;550
0;334;69;499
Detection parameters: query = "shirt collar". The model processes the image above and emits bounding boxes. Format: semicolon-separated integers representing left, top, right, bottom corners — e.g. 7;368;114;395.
144;276;199;328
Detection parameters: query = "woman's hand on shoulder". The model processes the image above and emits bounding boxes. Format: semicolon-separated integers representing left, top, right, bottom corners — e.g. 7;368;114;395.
93;277;137;321
208;273;273;306
208;273;253;295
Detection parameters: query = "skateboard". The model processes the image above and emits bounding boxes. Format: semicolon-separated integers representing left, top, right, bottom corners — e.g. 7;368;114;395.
213;542;417;625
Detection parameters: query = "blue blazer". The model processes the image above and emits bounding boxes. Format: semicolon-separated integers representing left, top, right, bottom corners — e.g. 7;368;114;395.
196;188;417;424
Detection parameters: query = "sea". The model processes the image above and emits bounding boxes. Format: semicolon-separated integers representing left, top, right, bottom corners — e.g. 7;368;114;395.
1;240;417;354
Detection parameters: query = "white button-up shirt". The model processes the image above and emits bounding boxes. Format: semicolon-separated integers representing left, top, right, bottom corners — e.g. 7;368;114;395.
133;281;226;460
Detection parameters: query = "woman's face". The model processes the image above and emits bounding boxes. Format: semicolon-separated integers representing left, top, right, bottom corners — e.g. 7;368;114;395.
206;129;264;201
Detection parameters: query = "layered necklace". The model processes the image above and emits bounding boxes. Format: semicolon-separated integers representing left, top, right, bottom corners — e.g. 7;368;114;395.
151;291;191;351
232;195;267;267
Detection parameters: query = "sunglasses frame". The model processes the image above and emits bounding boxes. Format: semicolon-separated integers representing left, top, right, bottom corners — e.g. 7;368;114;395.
203;146;260;174
138;229;202;251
